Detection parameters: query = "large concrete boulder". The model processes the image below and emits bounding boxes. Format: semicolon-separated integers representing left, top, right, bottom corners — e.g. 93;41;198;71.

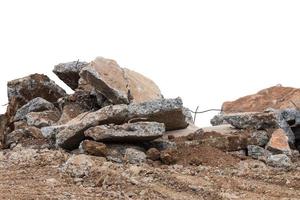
14;97;55;121
222;86;300;113
84;122;165;142
6;74;66;119
79;57;162;104
53;61;88;90
55;98;189;150
218;112;279;130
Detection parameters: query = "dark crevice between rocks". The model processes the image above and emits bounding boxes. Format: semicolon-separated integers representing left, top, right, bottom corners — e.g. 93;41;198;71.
291;125;300;151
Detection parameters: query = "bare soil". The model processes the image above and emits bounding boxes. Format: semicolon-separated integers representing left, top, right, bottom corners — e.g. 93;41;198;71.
0;143;299;200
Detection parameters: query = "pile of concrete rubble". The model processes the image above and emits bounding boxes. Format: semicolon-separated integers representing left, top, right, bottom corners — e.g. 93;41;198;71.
0;57;299;168
0;57;192;164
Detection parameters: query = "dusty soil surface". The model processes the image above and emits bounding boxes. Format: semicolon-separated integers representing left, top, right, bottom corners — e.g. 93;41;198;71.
0;144;299;200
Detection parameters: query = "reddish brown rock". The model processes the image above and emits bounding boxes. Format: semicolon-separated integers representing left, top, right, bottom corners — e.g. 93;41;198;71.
79;140;107;157
222;86;300;113
146;148;160;161
79;57;162;104
266;128;291;155
160;149;177;165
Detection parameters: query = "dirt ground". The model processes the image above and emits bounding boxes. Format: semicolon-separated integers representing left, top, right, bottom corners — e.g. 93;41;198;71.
0;144;299;200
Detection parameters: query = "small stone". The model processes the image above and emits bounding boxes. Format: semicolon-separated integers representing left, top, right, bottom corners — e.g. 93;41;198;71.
14;97;55;121
160;149;177;165
60;154;95;178
105;144;145;163
266;154;292;168
53;61;88;90
266;129;291;155
124;148;147;164
79;140;107;157
247;145;271;160
146;148;160;161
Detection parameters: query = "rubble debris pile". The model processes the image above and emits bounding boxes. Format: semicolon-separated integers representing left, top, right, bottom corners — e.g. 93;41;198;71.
0;57;299;172
0;57;191;165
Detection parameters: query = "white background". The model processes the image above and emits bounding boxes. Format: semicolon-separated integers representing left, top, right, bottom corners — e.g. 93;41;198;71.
0;0;299;127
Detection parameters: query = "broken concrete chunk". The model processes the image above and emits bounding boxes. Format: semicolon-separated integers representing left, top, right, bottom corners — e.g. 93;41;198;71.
53;61;88;90
221;112;279;130
14;97;55;121
248;130;270;147
26;111;61;128
79;140;107;157
80;57;162;104
266;154;292;169
56;98;188;150
127;97;189;131
266;129;291;155
247;145;271;160
84;122;165;142
56;105;129;150
210;114;228;126
7;74;66;117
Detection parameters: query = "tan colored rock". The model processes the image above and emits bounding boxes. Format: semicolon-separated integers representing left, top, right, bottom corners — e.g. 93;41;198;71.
124;68;162;103
266;128;291;155
79;57;162;104
222;86;300;113
79;140;107;157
